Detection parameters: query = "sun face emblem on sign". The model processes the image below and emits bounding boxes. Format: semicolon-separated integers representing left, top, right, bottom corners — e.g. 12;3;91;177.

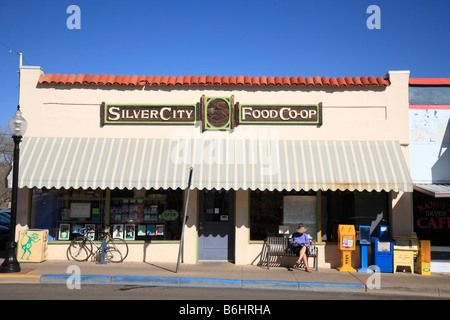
203;97;232;131
206;98;230;128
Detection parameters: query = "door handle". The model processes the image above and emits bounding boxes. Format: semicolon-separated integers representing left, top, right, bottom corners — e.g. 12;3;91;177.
199;224;205;231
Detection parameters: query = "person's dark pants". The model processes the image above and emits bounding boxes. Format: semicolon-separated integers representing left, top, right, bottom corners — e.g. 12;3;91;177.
292;245;310;256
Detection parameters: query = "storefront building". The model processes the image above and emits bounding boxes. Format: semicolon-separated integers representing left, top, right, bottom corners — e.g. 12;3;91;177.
10;67;413;268
409;78;450;272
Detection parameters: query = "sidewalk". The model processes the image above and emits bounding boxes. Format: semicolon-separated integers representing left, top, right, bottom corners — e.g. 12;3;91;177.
0;259;449;298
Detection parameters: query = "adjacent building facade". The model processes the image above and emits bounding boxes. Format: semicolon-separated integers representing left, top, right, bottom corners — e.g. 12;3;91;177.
409;78;450;272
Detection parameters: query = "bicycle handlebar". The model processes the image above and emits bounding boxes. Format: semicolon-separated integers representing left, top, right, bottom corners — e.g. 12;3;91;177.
76;227;108;239
77;226;95;236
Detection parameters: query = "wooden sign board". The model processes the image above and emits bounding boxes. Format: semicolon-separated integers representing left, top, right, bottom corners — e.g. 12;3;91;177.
100;103;197;126
239;103;322;125
100;100;322;129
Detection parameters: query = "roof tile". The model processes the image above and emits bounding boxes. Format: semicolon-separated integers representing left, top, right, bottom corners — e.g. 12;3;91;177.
39;72;391;87
274;76;283;85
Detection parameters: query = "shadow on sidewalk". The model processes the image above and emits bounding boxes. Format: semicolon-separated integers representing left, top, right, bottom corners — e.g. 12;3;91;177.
143;262;177;273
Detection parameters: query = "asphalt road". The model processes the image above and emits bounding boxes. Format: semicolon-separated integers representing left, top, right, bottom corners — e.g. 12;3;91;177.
0;284;443;319
0;283;441;300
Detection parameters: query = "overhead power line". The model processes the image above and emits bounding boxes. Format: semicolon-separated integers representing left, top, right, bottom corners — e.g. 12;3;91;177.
0;40;31;66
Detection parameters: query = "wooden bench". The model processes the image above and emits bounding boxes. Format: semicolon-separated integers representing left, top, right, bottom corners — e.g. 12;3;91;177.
265;236;318;271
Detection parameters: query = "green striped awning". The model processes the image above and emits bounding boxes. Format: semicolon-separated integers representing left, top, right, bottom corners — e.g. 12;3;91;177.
10;137;413;192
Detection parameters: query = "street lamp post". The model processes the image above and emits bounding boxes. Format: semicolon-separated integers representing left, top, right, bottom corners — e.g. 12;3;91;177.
0;106;27;273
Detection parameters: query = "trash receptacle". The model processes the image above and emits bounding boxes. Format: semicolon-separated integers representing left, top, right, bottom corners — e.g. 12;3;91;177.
17;229;48;263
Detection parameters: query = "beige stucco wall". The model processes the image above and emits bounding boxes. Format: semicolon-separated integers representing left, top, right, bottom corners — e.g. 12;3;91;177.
15;67;412;266
19;67;410;145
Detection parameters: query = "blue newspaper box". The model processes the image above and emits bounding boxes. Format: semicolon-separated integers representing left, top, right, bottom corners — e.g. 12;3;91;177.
371;225;393;273
357;225;372;273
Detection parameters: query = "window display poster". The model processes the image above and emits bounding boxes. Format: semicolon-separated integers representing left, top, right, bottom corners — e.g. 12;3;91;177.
112;224;124;239
156;224;164;235
147;225;156;236
137;225;147;236
59;224;70;240
125;224;135;240
72;224;84;234
85;224;95;240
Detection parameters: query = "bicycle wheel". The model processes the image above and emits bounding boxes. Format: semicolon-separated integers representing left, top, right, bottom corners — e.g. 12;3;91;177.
105;238;128;263
68;237;92;261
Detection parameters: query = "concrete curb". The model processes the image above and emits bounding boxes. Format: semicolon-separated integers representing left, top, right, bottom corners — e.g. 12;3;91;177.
366;286;450;298
298;281;366;293
111;275;180;287
41;274;111;285
1;274;366;293
0;274;42;284
1;274;449;297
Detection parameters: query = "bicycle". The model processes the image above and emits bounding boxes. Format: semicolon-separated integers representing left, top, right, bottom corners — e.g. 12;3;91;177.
67;227;129;263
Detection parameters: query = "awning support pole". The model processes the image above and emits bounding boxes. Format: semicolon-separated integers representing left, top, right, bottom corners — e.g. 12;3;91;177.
175;167;193;273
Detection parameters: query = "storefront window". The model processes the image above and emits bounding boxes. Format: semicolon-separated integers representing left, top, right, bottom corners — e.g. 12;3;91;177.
31;188;106;241
250;189;389;242
30;187;184;242
413;191;450;246
320;190;389;242
109;188;183;241
249;190;316;241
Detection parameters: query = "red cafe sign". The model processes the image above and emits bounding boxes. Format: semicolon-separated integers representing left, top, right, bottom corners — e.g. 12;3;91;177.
414;199;450;229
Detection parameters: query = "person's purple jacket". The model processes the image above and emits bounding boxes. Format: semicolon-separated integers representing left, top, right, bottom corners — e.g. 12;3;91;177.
290;232;310;247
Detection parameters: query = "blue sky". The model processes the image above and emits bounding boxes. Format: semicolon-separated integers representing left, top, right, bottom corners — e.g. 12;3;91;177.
0;0;449;130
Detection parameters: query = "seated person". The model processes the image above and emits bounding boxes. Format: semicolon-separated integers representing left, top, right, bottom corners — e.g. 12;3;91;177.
289;224;312;272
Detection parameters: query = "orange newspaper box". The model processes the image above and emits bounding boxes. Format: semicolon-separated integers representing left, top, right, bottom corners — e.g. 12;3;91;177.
337;224;356;272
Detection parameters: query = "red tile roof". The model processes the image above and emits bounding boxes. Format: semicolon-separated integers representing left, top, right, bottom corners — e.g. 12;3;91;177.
409;78;450;85
38;73;391;87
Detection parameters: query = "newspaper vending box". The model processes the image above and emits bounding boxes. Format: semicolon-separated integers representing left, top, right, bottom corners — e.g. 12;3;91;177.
337;224;356;272
357;225;372;273
372;226;393;273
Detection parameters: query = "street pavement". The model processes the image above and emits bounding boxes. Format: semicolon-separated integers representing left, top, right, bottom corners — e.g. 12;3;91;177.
0;258;449;299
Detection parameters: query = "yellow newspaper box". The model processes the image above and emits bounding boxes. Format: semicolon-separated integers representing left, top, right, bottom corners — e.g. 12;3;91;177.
417;240;431;275
337;225;356;272
17;229;49;263
393;235;419;273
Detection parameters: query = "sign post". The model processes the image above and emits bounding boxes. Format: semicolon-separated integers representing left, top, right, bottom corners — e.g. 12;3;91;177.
175;167;193;273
